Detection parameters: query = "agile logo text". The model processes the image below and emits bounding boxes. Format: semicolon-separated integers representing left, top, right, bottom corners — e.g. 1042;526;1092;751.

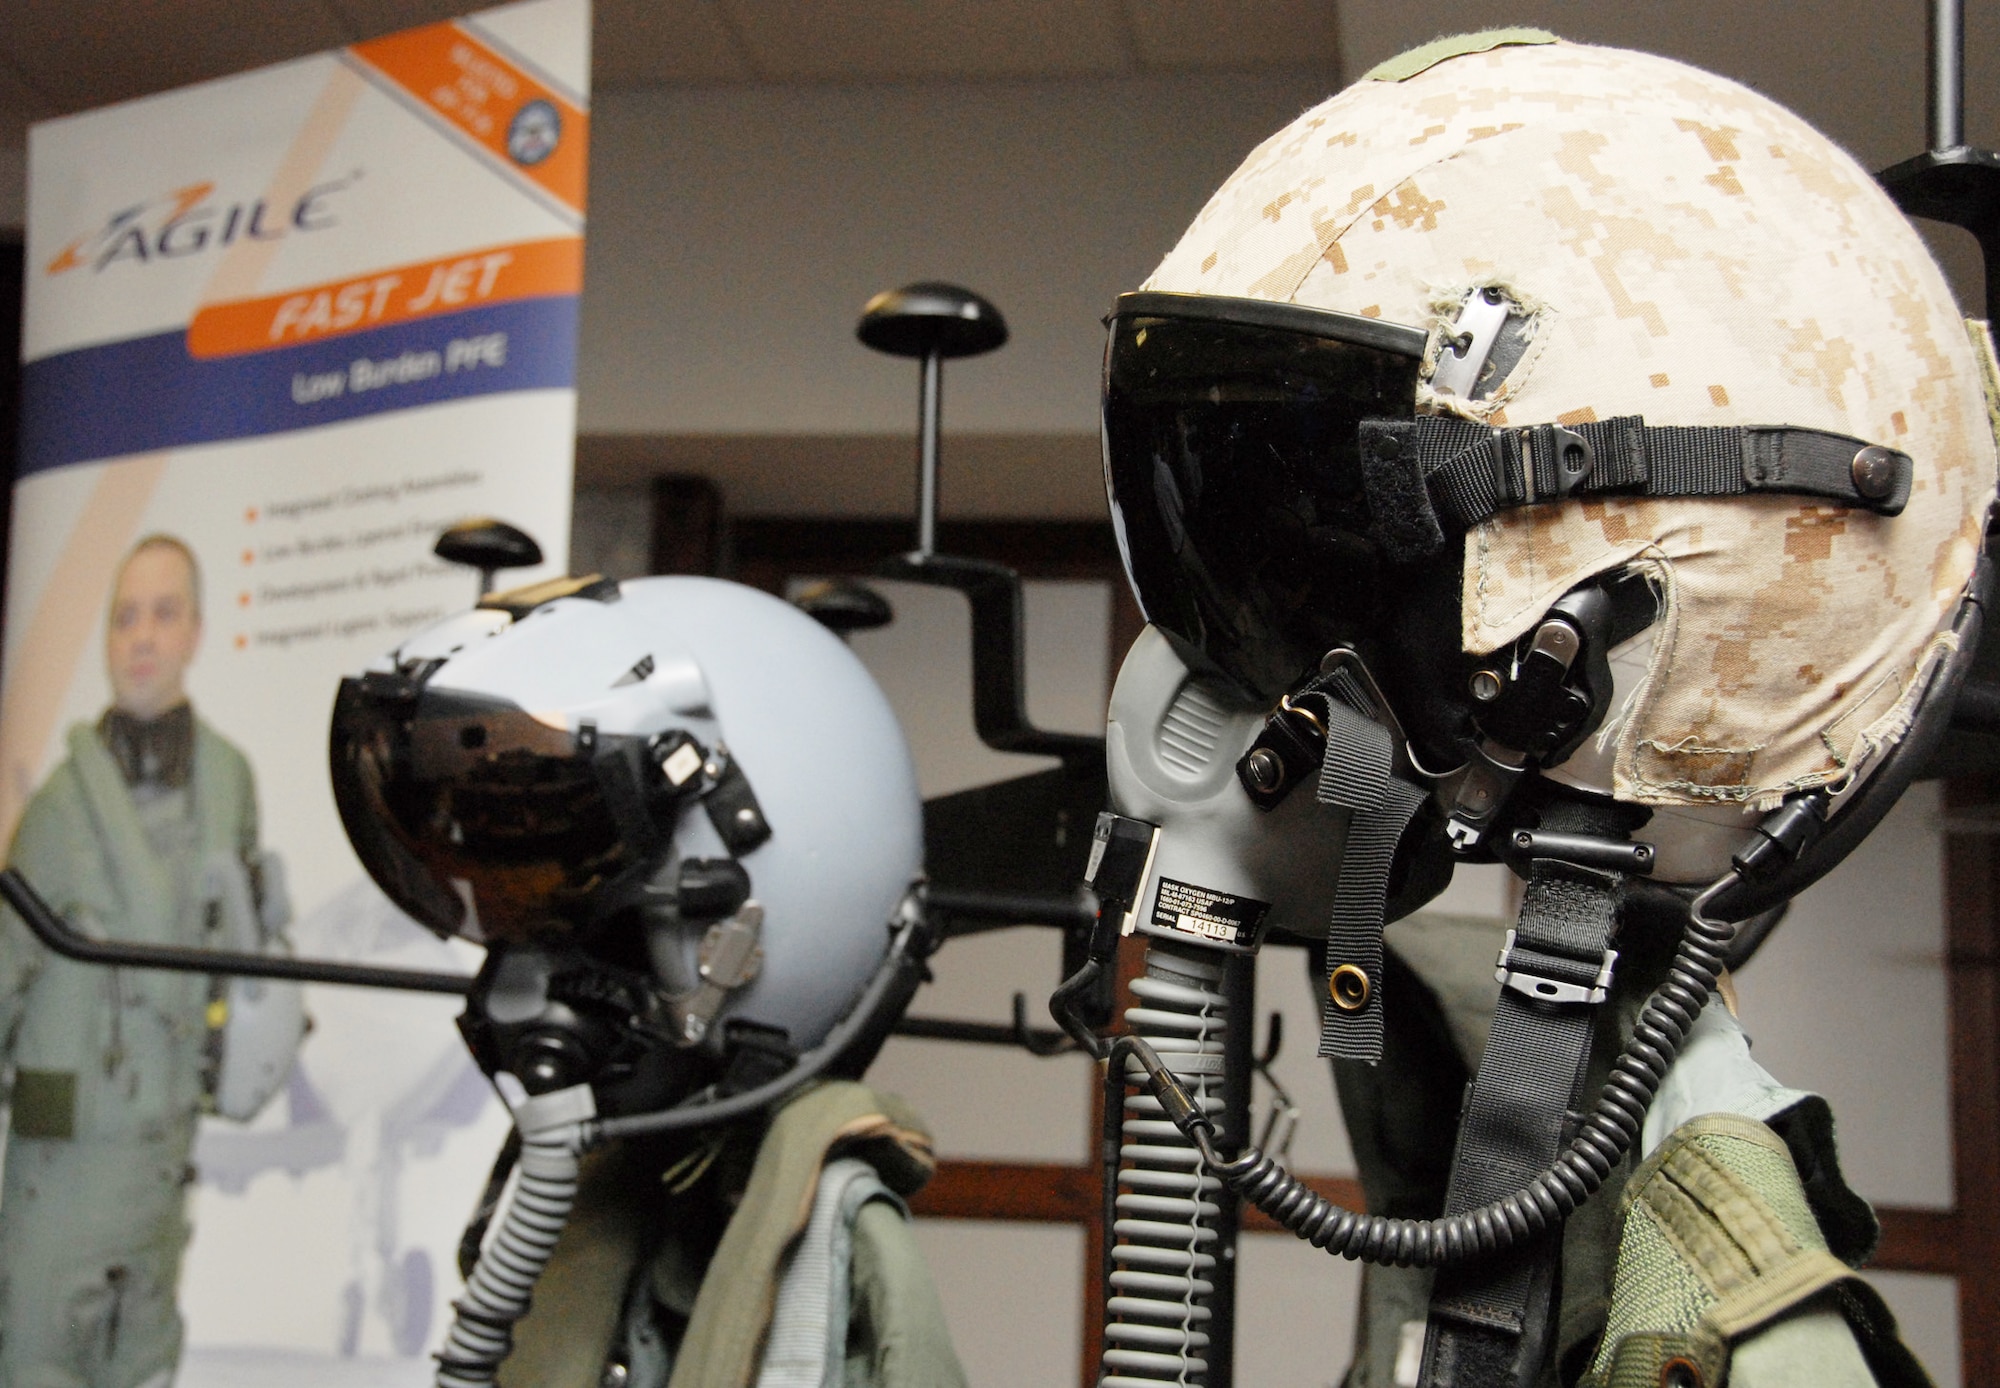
45;172;362;275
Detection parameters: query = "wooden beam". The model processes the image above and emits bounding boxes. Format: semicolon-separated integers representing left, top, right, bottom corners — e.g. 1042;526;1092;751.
914;1163;1960;1265
907;1159;1099;1223
911;1162;1368;1232
1870;1206;1961;1278
729;516;1124;592
1945;777;2000;1381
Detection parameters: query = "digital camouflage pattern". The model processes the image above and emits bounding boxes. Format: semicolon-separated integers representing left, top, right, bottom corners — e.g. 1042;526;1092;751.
1145;35;1999;810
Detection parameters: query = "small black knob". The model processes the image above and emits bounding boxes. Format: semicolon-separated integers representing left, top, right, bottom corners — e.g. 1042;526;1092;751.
792;578;894;634
435;518;542;573
857;282;1009;360
1244;746;1286;793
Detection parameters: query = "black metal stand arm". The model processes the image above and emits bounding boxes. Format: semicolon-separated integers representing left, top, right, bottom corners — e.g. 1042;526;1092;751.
0;867;476;995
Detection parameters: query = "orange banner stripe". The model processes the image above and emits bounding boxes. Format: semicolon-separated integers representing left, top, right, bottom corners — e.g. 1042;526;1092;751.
349;20;587;215
187;236;581;359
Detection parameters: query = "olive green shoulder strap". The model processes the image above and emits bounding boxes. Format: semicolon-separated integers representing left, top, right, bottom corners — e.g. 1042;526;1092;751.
1584;1113;1929;1388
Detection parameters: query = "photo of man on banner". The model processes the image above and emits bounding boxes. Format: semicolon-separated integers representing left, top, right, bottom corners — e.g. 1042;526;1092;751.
0;533;296;1386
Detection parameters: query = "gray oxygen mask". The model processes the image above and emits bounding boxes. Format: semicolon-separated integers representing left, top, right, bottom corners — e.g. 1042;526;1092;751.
1098;626;1353;955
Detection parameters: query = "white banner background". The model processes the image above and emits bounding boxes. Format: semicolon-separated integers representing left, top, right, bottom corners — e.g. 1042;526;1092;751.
8;0;588;1371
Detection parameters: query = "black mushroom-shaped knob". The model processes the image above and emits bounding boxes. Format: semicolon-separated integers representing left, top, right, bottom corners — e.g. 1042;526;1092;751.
856;282;1009;360
434;518;543;574
791;578;895;635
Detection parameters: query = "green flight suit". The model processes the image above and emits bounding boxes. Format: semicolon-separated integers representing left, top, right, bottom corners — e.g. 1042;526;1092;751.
1332;910;1929;1388
0;715;258;1388
502;1080;968;1388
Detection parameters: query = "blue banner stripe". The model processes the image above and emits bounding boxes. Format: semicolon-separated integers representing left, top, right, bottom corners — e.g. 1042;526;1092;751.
19;296;579;476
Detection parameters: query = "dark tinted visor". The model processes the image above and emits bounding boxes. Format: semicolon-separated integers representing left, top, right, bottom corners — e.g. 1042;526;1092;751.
330;676;634;942
1102;291;1426;703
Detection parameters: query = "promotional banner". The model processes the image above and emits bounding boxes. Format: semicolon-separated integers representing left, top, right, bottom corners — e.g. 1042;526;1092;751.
7;0;586;1372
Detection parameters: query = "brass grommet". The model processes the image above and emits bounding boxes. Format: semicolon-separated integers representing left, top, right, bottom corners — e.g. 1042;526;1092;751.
1659;1356;1704;1388
1329;964;1371;1012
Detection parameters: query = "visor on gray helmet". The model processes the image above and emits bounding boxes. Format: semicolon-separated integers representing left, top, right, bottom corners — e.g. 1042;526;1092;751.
332;674;674;942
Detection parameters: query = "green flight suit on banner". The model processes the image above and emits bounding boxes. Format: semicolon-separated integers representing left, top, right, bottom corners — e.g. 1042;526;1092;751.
0;715;258;1388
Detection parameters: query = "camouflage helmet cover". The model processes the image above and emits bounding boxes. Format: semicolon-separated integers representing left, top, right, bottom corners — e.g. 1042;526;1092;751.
1144;33;2000;811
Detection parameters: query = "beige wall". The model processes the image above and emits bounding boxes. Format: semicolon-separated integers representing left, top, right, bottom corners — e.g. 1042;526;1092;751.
553;2;2000;524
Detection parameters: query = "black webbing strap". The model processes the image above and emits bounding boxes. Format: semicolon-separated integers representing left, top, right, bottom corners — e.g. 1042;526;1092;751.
1306;695;1427;1063
1418;805;1632;1388
1359;414;1914;563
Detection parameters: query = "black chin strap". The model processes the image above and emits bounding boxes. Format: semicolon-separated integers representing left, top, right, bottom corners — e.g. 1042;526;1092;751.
1419;797;1644;1388
1310;697;1428;1064
1236;663;1427;1065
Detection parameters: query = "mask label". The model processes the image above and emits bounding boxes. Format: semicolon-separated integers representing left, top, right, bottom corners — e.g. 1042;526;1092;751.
1149;877;1270;948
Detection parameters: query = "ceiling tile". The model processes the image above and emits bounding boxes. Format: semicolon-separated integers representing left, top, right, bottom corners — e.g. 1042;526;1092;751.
0;53;57;148
327;0;485;41
1124;0;1338;72
720;0;1133;82
3;0;349;115
593;0;753;87
1331;0;1934;170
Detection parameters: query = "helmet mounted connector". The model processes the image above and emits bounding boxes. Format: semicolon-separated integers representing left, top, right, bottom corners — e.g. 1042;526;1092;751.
675;902;766;1045
1731;790;1832;882
1446;582;1618;854
699;744;773;854
676;857;752;920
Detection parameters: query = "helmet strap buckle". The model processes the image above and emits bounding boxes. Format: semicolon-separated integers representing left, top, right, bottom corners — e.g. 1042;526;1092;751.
1494;423;1597;506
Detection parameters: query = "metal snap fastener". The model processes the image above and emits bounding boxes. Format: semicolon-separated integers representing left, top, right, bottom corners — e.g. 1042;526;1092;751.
1245;747;1286;793
1329;964;1371;1011
1375;433;1403;461
1851;445;1900;500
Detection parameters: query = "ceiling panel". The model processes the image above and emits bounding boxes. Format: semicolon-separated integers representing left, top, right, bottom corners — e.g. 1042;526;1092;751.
0;54;55;148
1329;0;1978;176
0;0;349;114
325;0;484;41
593;0;753;87
1122;0;1339;72
719;0;1134;82
0;0;1357;145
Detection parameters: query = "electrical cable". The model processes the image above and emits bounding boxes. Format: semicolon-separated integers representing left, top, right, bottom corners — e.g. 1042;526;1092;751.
1119;869;1742;1268
1130;877;1736;1265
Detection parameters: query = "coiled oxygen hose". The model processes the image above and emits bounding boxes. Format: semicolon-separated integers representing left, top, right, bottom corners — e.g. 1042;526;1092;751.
435;1085;592;1387
1118;872;1742;1268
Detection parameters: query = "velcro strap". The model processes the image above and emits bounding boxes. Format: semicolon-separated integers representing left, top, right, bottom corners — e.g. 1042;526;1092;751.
1359;415;1913;563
